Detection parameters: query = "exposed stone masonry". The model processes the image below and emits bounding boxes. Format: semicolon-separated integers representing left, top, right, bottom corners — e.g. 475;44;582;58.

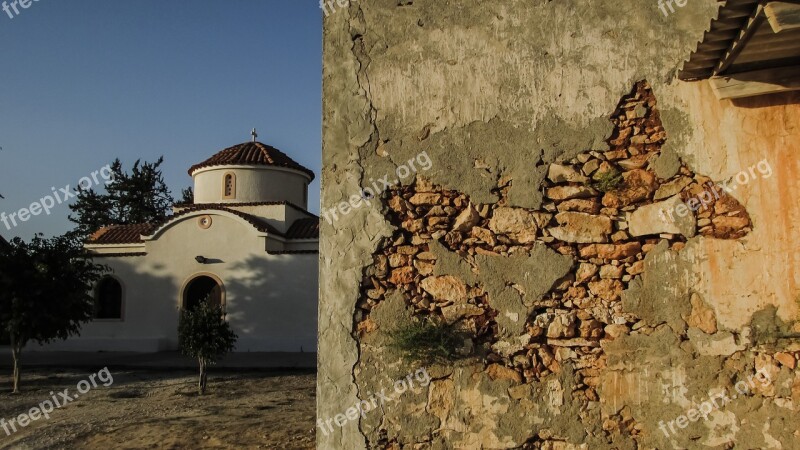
353;82;765;447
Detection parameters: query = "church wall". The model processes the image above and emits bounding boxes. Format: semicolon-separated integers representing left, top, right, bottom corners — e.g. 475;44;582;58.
35;212;319;353
230;252;319;352
31;254;178;352
285;206;315;229
283;240;319;253
184;204;314;235
193;166;310;208
206;204;290;233
320;1;800;448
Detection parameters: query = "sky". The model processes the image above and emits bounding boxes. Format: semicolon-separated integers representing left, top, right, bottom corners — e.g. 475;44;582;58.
0;0;322;239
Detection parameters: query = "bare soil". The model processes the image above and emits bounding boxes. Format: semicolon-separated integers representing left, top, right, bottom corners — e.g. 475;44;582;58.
0;369;316;449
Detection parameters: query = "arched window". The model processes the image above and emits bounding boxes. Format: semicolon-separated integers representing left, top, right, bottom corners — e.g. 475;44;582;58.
95;277;123;320
223;172;236;199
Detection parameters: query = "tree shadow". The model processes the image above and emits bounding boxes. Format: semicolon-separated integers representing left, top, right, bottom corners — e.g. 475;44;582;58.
223;253;318;353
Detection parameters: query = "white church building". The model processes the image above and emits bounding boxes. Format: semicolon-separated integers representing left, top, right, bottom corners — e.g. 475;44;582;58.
40;138;319;353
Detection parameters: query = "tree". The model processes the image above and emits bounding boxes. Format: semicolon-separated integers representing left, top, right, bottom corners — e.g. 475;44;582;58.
69;157;174;238
0;233;105;393
178;301;237;395
180;186;194;204
0;236;9;347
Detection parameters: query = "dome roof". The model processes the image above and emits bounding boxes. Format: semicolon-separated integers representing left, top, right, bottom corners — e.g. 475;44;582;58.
188;141;315;180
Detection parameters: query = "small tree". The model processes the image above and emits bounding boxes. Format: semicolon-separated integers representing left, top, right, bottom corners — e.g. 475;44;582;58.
178;301;237;395
0;233;105;393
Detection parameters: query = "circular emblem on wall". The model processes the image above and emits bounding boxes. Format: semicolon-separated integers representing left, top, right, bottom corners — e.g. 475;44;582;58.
198;215;213;229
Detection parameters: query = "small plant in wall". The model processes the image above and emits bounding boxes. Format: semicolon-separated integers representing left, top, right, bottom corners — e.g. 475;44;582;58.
591;168;624;193
390;316;468;364
178;299;238;395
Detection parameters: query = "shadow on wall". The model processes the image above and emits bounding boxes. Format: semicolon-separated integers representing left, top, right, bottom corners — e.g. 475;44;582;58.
731;90;800;108
224;254;319;352
21;259;178;353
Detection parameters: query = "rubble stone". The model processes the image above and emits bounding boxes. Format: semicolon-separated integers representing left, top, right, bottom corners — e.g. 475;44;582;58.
588;279;623;301
595;243;641;259
602;169;657;208
654;176;693;200
441;303;485;325
409;193;442;205
628;195;695;238
548;164;589;183
420;276;468;302
556;199;602;214
548;212;613;244
546;186;598;201
452;203;481;232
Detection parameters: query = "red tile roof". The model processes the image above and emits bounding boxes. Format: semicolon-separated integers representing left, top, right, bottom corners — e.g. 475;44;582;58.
286;217;320;239
188;141;315;180
164;205;285;236
88;223;156;245
87;207;319;245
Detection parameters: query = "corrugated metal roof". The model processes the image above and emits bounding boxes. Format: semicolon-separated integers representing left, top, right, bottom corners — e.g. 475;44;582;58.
680;0;800;80
680;0;760;80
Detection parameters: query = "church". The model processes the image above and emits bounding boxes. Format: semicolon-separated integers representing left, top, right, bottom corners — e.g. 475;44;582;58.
40;137;319;353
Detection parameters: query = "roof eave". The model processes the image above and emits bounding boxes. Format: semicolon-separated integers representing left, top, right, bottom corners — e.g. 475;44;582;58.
188;163;315;182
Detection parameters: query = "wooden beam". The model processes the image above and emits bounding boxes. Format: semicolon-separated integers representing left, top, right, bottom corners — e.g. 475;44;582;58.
765;1;800;32
711;65;800;99
734;42;800;64
714;5;766;75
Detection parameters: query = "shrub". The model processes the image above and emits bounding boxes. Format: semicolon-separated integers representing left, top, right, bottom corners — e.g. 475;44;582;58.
178;301;238;395
390;317;466;364
592;169;624;193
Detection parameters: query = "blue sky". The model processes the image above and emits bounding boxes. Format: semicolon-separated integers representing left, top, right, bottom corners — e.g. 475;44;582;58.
0;0;322;239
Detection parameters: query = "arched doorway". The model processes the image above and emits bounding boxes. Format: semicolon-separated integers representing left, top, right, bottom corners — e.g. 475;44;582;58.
182;275;224;311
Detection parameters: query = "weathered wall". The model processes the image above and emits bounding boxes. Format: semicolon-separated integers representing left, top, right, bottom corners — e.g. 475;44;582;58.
321;1;800;448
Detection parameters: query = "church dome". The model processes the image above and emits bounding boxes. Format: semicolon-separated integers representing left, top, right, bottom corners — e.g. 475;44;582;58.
188;141;314;181
190;140;313;207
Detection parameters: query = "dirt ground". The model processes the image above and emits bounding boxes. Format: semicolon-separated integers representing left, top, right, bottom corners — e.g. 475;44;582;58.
0;368;316;449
